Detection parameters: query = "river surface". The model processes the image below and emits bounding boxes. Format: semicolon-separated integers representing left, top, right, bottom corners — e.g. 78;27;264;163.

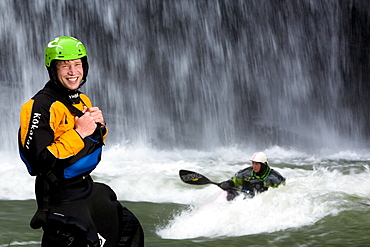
1;146;370;246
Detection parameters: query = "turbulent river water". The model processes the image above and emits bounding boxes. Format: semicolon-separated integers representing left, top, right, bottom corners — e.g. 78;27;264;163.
1;146;370;246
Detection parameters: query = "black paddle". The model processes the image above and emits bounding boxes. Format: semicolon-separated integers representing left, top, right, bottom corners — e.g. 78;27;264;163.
179;169;241;201
179;169;222;188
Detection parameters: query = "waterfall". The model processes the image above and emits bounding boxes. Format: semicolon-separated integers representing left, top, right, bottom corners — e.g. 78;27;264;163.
1;0;369;152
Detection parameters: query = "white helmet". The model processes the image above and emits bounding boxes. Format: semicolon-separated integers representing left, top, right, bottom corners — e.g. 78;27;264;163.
250;151;268;164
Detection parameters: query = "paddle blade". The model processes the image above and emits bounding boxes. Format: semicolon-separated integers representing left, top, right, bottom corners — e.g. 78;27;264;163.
179;169;214;185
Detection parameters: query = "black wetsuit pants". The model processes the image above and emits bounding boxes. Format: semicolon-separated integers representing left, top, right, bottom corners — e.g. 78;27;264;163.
40;182;144;247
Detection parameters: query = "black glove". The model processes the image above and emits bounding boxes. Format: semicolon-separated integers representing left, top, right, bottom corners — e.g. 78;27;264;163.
220;180;233;190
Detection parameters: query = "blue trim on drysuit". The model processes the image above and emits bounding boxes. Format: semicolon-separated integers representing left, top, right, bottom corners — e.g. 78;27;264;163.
19;150;33;174
64;145;102;179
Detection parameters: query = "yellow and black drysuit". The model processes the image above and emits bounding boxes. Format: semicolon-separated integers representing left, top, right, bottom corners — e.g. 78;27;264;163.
19;80;143;247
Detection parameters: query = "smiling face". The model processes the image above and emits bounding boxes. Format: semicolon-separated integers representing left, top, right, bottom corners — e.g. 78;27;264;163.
55;59;84;90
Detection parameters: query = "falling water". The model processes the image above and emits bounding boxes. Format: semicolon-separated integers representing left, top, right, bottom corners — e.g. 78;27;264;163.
1;0;370;153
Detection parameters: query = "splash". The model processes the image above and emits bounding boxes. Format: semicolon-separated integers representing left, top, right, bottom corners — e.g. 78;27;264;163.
157;164;369;239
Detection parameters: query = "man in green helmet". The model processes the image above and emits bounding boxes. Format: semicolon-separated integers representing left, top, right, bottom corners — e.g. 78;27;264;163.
18;36;144;246
220;151;286;201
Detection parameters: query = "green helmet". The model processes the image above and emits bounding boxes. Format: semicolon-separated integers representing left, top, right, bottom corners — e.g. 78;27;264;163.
45;36;89;86
44;36;87;67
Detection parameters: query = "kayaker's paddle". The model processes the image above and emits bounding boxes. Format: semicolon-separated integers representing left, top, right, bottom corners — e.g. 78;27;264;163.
179;169;241;200
179;169;222;187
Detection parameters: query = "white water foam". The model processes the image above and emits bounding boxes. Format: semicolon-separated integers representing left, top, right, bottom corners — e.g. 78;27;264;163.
0;241;40;247
2;144;370;239
157;164;370;239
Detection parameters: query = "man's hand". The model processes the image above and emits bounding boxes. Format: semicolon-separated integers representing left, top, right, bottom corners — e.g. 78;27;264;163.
220;181;232;190
86;106;105;126
74;106;97;138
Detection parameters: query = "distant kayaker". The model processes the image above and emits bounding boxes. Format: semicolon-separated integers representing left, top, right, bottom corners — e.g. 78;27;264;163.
18;36;144;246
220;151;286;201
